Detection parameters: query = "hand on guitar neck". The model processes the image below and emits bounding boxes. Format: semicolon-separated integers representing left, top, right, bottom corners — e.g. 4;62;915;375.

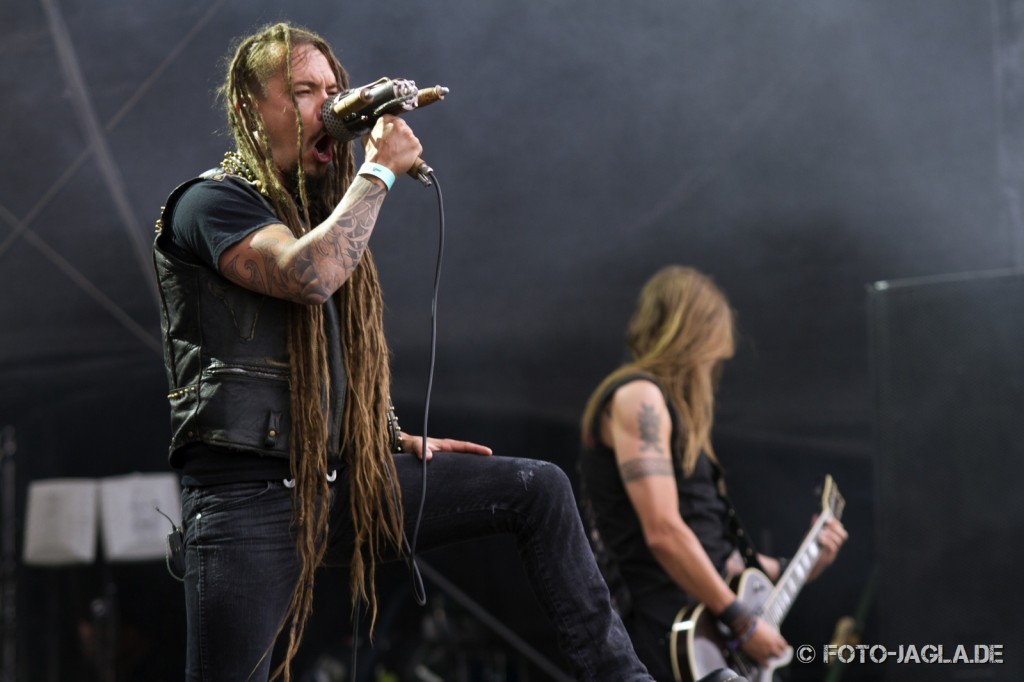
806;516;847;582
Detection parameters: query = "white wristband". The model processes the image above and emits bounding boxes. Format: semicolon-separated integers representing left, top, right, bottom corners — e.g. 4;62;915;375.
358;162;396;191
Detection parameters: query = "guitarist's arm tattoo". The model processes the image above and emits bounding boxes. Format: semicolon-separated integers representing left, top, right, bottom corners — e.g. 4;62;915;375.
619;457;673;483
637;402;664;454
221;178;386;304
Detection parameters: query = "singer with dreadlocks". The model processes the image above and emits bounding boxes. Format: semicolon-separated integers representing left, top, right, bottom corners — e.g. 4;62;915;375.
153;22;652;682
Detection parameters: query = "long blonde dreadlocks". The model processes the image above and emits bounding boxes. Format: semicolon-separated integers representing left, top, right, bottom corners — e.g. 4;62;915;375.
219;22;404;680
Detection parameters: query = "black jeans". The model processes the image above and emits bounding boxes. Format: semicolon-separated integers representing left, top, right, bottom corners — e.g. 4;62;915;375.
182;452;652;681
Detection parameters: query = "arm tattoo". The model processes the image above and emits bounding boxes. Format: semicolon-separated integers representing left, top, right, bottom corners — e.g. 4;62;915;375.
222;179;386;303
290;179;385;302
619;457;673;483
637;402;664;454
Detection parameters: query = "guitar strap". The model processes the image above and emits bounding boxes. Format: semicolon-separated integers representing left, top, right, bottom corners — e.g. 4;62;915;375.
712;463;768;576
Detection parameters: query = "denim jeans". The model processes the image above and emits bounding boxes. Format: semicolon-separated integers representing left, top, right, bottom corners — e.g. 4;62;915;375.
181;452;652;681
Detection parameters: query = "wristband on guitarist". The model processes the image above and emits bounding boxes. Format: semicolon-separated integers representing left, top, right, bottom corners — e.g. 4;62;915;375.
716;599;757;650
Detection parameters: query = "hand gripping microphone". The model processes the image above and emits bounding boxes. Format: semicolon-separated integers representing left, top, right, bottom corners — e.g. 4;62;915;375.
321;77;448;186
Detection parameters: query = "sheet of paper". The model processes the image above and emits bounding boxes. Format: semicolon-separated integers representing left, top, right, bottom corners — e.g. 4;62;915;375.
98;472;181;562
22;478;98;566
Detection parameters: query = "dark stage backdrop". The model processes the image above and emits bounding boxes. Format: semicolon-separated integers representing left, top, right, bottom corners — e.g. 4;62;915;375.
3;1;1023;680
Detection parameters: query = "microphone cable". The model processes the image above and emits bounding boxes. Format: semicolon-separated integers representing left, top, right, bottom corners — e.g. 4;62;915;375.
406;165;444;608
353;167;443;681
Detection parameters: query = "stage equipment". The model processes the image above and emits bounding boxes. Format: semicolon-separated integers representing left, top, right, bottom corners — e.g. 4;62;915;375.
869;268;1024;681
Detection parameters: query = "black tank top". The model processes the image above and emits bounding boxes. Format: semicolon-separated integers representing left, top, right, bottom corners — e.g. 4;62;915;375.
578;373;736;610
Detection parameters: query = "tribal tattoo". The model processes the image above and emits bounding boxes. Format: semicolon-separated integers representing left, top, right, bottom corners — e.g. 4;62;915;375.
637;402;664;454
616;403;671;482
619;457;673;483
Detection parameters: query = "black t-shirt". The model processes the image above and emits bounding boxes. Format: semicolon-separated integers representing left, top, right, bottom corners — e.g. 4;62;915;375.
166;173;281;269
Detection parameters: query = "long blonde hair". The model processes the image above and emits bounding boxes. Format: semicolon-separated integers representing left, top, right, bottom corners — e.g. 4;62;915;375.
219;22;403;680
582;265;735;475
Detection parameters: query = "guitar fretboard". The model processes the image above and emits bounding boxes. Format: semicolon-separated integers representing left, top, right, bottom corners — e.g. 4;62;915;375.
762;518;824;627
761;476;844;628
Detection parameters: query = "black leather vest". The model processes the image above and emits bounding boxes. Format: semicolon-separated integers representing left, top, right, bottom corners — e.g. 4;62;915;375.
152;172;346;467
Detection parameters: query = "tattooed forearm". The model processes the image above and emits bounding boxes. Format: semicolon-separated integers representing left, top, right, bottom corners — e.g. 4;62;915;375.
221;178;387;304
637;402;664;454
288;178;385;302
619;457;673;483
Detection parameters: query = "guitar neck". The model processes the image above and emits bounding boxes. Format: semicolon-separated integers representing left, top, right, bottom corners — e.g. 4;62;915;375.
760;511;830;628
760;474;844;629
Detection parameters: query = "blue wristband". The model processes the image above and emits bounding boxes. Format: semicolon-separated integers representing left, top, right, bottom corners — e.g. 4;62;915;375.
358;162;396;191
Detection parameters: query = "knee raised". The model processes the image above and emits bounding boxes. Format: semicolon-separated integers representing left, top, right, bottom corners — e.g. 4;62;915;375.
516;459;572;498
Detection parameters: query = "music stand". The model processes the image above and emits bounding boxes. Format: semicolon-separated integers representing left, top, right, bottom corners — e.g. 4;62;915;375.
22;473;181;682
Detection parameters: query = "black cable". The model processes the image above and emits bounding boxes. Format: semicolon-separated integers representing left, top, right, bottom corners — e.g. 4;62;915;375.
360;168;442;682
405;168;445;608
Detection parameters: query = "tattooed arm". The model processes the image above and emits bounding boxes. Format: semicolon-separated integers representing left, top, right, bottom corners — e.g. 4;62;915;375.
218;178;386;304
605;378;788;663
604;379;737;614
218;115;421;304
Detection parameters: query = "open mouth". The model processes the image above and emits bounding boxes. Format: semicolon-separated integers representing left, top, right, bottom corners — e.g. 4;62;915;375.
312;134;333;164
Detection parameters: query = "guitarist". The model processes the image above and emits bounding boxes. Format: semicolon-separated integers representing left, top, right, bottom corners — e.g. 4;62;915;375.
578;265;847;681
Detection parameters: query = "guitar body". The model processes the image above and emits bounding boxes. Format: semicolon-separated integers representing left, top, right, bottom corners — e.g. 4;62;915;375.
669;474;843;682
670;568;792;682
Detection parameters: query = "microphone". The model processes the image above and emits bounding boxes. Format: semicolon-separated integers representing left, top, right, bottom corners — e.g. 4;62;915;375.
321;77;448;187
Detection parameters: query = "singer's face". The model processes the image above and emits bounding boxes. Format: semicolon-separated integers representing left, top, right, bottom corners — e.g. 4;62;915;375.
254;44;340;180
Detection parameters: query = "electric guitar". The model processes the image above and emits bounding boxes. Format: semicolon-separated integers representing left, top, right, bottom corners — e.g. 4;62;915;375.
669;475;846;682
